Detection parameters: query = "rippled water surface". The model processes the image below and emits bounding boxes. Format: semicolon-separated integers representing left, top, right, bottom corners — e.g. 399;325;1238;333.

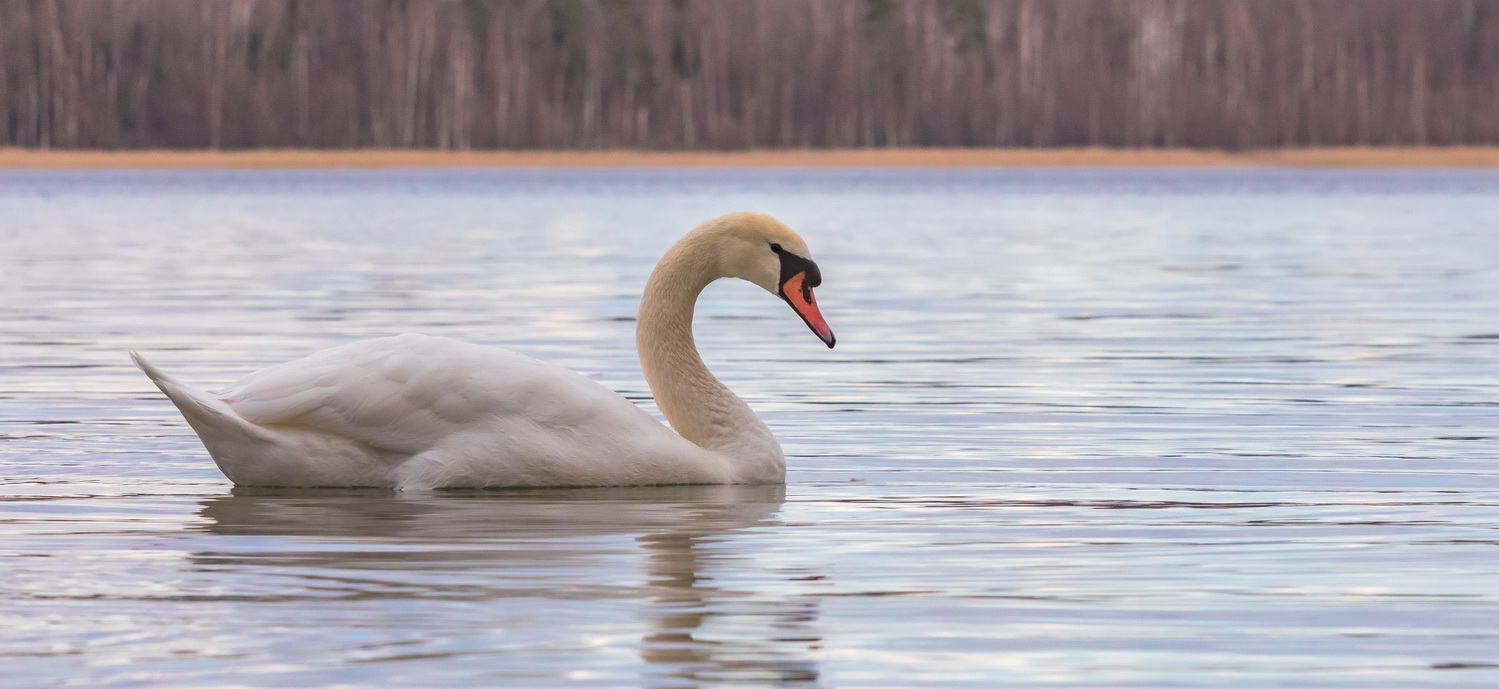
3;168;1499;687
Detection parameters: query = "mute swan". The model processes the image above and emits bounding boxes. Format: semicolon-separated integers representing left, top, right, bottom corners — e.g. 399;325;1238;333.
132;211;834;489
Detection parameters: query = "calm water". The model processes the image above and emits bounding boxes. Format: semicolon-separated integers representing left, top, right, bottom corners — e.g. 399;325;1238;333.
3;168;1498;688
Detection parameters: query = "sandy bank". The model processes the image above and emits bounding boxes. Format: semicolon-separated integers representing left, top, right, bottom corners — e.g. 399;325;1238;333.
4;147;1499;169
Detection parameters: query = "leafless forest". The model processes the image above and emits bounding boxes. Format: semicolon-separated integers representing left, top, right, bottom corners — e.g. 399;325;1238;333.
3;0;1499;150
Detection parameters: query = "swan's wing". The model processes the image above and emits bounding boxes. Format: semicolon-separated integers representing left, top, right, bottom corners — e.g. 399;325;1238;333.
220;343;390;424
220;334;634;455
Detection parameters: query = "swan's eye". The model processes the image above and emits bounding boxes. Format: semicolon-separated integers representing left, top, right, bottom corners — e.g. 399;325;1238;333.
770;243;783;254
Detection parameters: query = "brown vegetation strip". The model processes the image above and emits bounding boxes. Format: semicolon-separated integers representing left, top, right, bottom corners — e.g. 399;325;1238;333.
4;148;1499;169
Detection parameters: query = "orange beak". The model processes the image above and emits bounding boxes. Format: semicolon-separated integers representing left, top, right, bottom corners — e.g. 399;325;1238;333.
780;271;835;348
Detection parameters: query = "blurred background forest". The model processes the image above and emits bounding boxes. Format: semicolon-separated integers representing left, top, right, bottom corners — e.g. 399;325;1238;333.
3;0;1499;150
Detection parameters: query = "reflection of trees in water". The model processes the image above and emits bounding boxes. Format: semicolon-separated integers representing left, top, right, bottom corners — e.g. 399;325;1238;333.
194;485;822;684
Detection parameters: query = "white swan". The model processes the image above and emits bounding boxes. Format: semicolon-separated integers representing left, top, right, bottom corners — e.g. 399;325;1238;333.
131;212;834;490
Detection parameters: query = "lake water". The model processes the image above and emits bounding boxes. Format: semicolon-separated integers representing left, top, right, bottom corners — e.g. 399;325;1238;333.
2;168;1498;688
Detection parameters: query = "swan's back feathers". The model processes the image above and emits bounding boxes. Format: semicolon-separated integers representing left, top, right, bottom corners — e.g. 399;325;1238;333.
138;334;728;488
219;334;648;455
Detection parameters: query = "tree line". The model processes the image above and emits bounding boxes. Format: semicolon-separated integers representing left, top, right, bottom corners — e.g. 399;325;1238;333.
3;0;1497;150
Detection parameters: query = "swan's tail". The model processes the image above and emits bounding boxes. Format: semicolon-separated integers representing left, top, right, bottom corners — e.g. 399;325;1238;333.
132;352;392;487
130;351;275;449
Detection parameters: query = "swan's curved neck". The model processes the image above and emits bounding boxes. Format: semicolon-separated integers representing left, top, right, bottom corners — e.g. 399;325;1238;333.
636;236;783;482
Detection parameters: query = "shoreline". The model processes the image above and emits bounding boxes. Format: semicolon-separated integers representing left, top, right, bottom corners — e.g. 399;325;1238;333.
4;147;1499;169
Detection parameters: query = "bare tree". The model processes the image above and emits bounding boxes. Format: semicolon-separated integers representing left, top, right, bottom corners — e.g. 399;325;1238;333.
2;0;1496;149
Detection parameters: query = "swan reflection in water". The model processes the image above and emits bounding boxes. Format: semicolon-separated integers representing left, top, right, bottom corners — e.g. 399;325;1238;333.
193;484;821;686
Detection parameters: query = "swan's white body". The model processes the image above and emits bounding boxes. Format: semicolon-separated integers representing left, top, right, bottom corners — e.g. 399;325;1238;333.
132;212;833;490
133;335;738;488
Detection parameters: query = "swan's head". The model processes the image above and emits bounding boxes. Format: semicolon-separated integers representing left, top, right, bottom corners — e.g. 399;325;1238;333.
709;211;835;348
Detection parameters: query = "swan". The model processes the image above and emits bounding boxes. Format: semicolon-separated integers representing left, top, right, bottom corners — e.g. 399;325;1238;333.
131;211;834;490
